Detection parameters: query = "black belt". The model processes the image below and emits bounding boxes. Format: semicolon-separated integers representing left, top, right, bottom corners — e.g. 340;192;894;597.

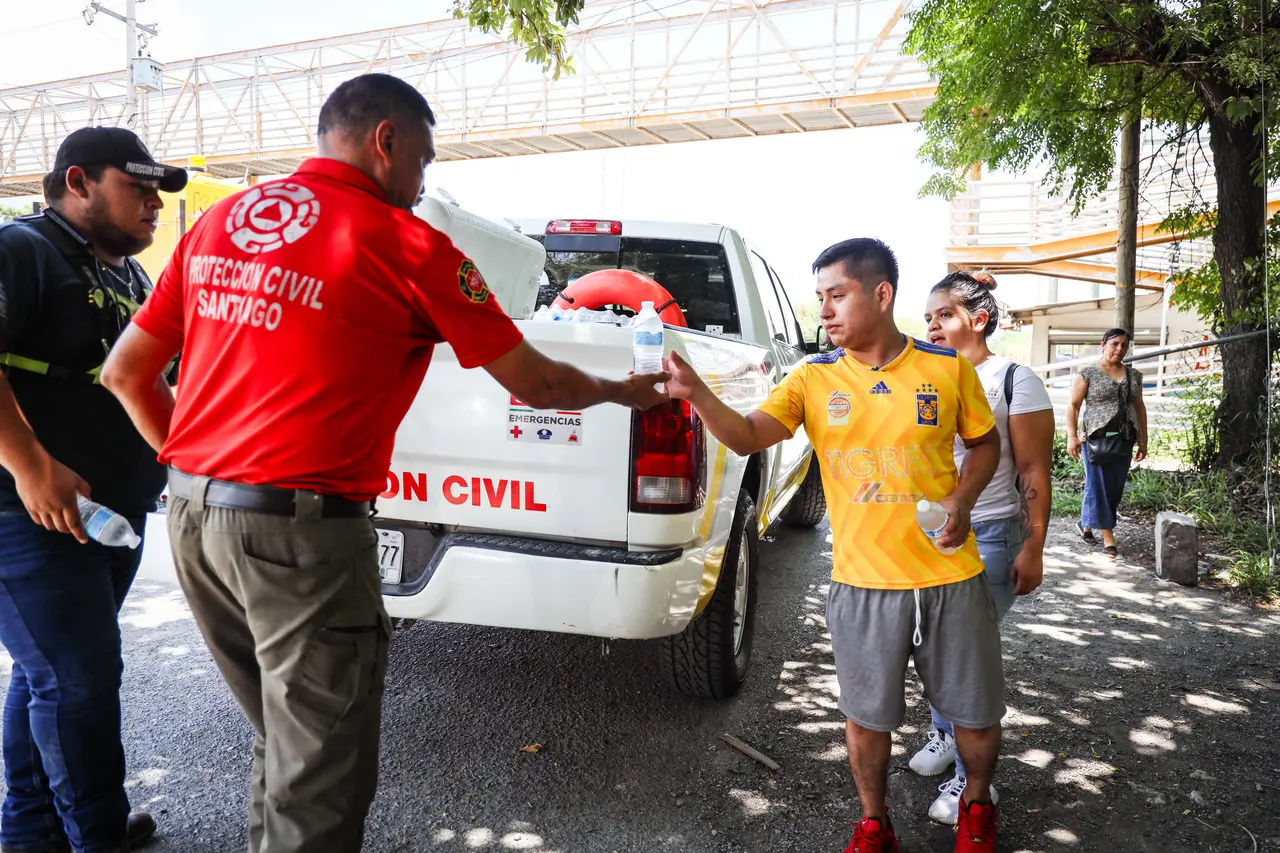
168;468;370;519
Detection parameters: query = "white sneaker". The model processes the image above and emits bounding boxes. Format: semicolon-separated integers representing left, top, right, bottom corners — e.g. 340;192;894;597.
927;775;999;826
908;729;957;776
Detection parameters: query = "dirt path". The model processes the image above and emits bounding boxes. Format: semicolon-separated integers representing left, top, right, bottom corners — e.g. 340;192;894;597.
726;515;1280;853
992;518;1279;851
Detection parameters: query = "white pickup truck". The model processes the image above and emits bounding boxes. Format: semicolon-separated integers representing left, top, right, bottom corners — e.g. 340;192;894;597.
143;204;827;700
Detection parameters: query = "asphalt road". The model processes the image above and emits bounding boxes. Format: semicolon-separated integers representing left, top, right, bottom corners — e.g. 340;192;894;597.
5;517;1277;853
83;519;855;853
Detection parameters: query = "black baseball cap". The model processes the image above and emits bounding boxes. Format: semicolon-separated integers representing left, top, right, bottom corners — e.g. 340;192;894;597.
52;127;188;194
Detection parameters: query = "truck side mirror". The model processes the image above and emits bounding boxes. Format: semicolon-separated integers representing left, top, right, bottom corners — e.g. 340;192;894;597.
803;327;830;354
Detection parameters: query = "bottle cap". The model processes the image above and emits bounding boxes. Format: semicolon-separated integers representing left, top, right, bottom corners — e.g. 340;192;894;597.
916;499;930;512
641;301;654;310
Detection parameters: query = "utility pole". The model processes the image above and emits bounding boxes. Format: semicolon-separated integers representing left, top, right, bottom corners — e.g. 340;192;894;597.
83;1;159;129
125;0;137;128
1114;71;1142;336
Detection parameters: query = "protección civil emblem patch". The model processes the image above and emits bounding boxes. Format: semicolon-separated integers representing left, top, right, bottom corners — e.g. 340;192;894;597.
458;259;490;304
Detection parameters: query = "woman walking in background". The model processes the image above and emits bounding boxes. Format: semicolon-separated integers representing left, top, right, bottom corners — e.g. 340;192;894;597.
911;271;1056;824
1065;328;1149;559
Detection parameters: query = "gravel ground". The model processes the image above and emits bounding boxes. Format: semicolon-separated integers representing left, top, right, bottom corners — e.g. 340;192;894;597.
2;514;1277;852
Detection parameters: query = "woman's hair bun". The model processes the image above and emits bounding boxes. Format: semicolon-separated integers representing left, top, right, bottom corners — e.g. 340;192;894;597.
972;271;998;291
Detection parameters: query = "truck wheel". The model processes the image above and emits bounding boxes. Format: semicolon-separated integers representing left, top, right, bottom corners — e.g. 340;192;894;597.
782;456;827;528
661;490;758;699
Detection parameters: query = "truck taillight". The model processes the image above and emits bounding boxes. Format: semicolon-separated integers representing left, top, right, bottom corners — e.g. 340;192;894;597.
630;400;705;514
546;219;623;235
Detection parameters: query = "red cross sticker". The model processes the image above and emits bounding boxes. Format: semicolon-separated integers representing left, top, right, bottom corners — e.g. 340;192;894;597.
510;425;523;439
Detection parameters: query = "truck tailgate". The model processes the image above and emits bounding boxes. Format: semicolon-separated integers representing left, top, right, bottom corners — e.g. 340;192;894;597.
378;321;635;543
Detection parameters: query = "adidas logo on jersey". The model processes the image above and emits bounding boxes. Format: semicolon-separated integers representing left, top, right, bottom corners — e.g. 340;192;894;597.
870;380;892;395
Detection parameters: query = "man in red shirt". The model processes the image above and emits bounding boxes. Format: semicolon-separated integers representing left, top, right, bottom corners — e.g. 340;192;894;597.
101;73;666;853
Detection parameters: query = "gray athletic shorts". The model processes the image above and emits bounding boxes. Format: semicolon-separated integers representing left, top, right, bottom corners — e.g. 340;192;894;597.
827;574;1005;732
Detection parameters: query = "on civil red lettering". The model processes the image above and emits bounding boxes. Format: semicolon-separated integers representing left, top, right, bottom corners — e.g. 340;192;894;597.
380;472;399;500
443;475;467;505
524;481;547;512
403;472;429;502
483;478;508;508
470;477;481;507
512;480;521;510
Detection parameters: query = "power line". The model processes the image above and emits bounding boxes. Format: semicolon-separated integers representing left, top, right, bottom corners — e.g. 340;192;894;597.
1262;0;1274;575
0;13;85;85
4;13;83;37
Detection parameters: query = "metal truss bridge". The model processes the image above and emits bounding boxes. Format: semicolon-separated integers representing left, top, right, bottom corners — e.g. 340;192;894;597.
0;0;930;196
4;0;1272;292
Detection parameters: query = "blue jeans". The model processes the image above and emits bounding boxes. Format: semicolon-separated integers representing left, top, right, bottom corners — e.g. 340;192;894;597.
929;514;1024;779
0;514;143;853
1080;440;1134;531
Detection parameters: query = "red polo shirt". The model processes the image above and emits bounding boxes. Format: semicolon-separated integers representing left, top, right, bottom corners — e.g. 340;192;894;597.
132;158;524;500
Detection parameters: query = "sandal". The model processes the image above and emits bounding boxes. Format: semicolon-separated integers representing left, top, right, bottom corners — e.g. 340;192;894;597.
1077;521;1098;544
1103;545;1118;559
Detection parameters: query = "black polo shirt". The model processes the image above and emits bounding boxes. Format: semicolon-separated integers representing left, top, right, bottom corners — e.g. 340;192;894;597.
0;214;166;518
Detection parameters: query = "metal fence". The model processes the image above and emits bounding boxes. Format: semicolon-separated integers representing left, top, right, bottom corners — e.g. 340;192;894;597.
1026;333;1233;433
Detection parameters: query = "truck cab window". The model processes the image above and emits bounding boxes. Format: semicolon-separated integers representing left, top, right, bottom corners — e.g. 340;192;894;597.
748;250;789;344
536;237;740;335
767;264;804;349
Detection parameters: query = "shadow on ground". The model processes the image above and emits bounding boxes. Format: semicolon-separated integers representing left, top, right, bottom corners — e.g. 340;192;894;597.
1;515;1275;852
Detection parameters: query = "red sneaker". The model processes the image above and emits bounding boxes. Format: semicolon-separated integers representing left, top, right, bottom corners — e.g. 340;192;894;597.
954;798;998;853
843;812;900;853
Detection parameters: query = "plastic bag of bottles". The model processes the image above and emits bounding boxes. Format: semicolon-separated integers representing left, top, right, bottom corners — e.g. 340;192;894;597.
531;304;632;326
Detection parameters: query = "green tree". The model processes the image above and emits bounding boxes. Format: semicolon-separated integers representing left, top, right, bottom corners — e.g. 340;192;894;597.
452;0;585;77
0;204;28;223
906;0;1278;465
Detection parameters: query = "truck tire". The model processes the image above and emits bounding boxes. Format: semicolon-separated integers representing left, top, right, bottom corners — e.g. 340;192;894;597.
661;490;758;700
782;456;827;528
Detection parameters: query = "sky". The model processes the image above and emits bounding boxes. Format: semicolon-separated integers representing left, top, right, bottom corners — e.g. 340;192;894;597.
0;0;1069;327
425;125;954;322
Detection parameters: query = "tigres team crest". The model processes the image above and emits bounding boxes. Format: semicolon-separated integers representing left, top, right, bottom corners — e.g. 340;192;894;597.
458;259;490;304
916;382;939;427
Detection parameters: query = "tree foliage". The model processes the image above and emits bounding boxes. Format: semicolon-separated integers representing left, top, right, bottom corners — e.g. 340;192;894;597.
1166;208;1280;331
906;0;1279;465
906;0;1277;207
452;0;587;78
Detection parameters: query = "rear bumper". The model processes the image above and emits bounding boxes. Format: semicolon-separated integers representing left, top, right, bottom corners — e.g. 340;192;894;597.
383;532;704;639
140;514;705;640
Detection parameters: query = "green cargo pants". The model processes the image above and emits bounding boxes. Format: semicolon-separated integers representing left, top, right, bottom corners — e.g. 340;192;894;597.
168;477;390;853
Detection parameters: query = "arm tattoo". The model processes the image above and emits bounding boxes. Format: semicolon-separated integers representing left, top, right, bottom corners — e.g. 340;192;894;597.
1020;486;1039;536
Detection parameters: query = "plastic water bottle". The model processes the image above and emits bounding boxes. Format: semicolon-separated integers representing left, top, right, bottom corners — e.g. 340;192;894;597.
632;301;665;392
77;496;141;549
916;499;958;555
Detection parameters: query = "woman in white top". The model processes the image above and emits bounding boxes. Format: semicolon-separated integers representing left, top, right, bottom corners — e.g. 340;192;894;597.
910;271;1056;824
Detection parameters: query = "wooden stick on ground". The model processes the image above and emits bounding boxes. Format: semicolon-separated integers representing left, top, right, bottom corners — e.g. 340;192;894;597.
720;733;780;771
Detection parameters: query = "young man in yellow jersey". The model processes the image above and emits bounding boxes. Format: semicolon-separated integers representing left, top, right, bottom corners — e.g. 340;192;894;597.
665;238;1002;853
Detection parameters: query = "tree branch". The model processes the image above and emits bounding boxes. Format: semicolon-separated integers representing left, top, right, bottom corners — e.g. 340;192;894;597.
1086;0;1233;102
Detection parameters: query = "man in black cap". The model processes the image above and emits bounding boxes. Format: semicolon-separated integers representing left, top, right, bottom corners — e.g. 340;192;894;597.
0;126;184;853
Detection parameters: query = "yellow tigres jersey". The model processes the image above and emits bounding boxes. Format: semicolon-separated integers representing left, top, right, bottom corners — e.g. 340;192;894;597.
758;336;996;590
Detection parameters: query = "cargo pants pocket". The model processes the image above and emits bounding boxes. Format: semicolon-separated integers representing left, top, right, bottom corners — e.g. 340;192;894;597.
291;618;388;739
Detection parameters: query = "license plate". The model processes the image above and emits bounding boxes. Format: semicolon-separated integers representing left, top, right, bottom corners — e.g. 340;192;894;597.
377;529;404;584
